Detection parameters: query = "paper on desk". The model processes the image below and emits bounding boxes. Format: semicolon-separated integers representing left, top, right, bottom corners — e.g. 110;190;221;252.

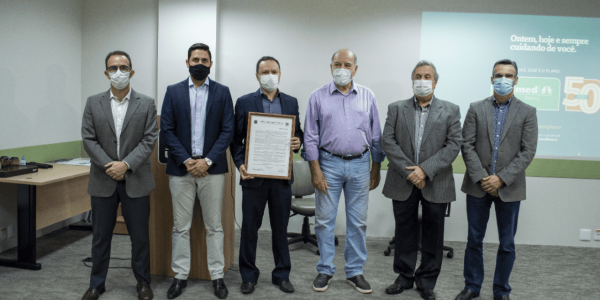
55;158;92;166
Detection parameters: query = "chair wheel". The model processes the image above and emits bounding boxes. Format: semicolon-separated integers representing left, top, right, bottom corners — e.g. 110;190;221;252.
447;251;454;258
316;249;320;255
384;249;391;256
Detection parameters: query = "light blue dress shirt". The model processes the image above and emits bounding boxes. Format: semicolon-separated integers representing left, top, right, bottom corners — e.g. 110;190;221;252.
189;76;209;157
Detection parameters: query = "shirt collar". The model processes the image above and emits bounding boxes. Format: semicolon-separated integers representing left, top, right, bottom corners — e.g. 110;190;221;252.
413;95;433;109
492;96;512;106
329;80;357;95
110;87;132;103
259;88;280;100
188;76;210;89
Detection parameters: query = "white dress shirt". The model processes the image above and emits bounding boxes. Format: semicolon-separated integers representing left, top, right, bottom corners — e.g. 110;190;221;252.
110;88;131;167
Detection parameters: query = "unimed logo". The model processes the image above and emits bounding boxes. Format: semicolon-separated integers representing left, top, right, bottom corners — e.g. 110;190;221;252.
512;77;561;111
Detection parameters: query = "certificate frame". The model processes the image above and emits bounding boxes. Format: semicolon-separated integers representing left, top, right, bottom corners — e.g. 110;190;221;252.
244;112;296;180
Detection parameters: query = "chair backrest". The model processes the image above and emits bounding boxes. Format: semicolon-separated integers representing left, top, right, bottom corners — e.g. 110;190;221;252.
291;160;315;197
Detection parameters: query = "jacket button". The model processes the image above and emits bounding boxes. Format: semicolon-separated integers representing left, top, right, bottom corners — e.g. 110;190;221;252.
488;164;491;167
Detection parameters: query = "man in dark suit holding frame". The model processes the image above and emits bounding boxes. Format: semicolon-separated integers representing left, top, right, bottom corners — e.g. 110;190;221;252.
231;56;303;294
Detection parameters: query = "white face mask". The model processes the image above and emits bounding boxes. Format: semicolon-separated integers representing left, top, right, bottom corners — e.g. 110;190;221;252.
332;68;352;86
109;70;130;90
259;74;279;92
413;80;434;97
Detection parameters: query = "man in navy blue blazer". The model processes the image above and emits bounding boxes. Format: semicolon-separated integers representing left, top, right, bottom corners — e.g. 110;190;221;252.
230;56;303;294
160;43;234;300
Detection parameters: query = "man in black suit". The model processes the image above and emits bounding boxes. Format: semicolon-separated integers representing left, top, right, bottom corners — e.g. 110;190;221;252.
230;56;303;294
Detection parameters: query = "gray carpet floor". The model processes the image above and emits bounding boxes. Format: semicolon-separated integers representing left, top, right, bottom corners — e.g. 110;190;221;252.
1;227;599;300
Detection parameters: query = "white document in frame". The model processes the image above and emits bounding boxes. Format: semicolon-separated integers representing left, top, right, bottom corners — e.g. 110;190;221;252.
247;115;292;177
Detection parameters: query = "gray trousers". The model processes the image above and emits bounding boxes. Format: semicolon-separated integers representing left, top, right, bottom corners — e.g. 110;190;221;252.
169;173;225;280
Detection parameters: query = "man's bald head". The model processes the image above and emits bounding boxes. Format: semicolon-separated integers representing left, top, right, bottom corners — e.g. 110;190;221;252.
331;49;357;65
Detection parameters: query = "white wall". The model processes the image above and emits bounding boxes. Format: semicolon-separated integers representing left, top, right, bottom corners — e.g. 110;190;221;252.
81;0;158;105
0;0;82;150
156;0;218;110
220;0;600;248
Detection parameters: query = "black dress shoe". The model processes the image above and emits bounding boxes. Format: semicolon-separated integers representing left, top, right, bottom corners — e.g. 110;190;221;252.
167;279;187;299
213;278;228;299
241;282;257;294
455;288;480;300
494;296;510;300
272;279;294;293
136;281;153;300
417;287;436;300
385;283;413;295
82;286;106;300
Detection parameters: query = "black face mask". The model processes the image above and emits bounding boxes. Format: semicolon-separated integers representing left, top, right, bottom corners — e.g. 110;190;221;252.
189;63;210;81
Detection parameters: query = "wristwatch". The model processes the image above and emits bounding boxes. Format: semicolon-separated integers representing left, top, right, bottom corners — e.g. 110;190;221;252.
205;157;213;166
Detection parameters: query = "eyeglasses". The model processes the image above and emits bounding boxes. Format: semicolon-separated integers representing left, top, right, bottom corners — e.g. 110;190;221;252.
493;73;516;79
107;65;131;73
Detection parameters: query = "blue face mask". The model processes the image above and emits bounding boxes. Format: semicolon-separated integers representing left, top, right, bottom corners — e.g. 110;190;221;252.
493;77;514;96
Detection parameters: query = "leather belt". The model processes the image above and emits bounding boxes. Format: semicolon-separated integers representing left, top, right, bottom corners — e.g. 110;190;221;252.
320;148;369;160
191;155;205;159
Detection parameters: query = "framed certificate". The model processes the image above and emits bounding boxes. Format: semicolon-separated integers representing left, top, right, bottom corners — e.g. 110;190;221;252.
244;112;296;180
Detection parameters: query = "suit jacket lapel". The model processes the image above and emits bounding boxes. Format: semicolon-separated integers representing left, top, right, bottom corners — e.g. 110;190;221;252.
403;100;416;152
500;98;521;144
99;90;116;135
485;97;496;147
253;89;264;113
420;96;443;145
181;78;191;120
205;78;217;117
280;92;290;115
121;89;140;132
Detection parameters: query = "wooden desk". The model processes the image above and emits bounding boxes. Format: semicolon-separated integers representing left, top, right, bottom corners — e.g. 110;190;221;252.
0;164;90;270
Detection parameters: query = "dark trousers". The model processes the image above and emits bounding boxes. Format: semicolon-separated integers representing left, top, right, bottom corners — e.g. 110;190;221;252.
90;181;151;288
239;179;292;283
464;194;520;296
393;187;448;290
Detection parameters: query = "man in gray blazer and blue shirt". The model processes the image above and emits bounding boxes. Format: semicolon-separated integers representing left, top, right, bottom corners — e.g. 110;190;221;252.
455;59;537;300
382;60;462;300
81;51;158;300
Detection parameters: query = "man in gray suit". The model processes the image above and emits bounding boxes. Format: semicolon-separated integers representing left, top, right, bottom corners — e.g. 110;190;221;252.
81;50;158;300
454;59;537;300
382;60;461;300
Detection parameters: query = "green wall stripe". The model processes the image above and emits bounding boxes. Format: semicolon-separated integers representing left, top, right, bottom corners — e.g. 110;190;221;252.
0;141;82;163
293;152;600;180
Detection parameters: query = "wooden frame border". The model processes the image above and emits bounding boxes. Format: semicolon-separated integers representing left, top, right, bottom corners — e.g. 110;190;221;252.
244;112;296;180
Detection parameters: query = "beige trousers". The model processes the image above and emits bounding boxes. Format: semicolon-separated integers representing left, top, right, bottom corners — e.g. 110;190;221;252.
169;173;225;280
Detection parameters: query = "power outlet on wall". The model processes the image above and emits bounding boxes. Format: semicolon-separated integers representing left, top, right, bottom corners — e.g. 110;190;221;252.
0;228;7;241
595;229;600;241
580;229;592;241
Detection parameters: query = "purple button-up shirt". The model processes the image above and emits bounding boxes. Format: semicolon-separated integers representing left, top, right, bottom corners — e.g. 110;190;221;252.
303;80;385;162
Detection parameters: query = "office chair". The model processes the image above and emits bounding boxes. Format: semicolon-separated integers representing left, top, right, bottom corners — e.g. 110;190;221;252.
383;203;454;258
287;160;338;255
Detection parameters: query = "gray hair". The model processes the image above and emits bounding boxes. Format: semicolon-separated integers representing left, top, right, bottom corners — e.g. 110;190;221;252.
492;59;518;77
331;49;357;65
411;60;439;82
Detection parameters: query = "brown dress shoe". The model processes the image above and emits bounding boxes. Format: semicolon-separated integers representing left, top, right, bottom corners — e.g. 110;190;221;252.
137;281;154;300
82;286;105;300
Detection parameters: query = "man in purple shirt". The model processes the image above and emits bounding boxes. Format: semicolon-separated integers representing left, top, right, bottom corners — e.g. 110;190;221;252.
303;49;385;294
